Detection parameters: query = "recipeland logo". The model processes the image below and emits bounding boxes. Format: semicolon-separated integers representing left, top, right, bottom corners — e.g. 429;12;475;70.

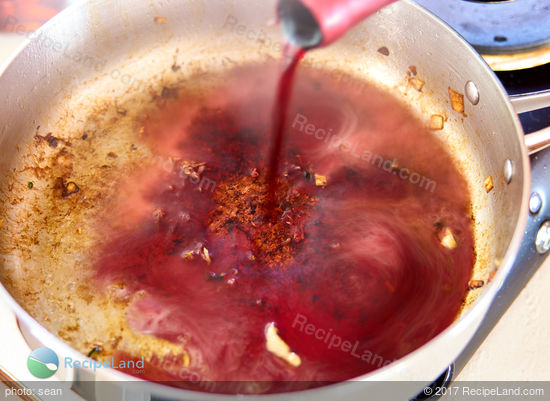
27;348;59;379
28;347;145;379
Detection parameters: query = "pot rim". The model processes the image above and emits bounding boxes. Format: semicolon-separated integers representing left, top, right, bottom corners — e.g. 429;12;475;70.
0;0;531;398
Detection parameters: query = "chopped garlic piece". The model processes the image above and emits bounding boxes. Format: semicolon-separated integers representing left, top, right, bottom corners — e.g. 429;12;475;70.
430;115;445;130
484;176;494;193
265;322;301;367
440;228;457;249
315;174;327;187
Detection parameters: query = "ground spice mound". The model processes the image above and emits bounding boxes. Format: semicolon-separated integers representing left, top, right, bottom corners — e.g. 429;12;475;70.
209;171;316;267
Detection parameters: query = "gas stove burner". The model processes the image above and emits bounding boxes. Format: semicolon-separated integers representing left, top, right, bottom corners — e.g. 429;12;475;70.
415;0;550;55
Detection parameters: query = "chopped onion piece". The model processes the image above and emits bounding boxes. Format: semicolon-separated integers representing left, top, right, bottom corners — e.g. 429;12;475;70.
449;88;465;114
409;77;425;92
484;176;494;193
440;228;457;249
430;115;445;130
265;322;301;367
315;174;327;187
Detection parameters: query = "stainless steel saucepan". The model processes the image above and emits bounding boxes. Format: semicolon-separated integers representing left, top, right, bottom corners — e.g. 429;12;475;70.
1;0;549;400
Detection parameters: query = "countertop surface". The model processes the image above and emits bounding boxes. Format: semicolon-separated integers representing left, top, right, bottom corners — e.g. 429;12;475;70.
455;258;550;381
0;33;549;398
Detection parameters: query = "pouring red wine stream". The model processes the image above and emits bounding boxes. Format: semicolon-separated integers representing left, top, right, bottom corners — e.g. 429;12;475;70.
266;45;305;213
268;0;398;214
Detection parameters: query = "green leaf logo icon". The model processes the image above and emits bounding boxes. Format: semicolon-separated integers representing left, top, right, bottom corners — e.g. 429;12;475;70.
27;348;59;379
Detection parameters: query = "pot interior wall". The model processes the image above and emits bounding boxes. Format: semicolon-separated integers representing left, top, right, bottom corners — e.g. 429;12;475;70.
0;0;526;385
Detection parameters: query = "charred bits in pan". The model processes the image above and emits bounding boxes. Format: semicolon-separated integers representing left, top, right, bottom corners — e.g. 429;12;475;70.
56;177;80;198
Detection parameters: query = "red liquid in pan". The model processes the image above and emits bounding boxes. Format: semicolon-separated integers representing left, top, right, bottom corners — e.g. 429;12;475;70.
95;60;474;393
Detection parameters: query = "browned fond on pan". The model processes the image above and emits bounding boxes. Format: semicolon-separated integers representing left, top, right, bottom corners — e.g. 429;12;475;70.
0;57;223;363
